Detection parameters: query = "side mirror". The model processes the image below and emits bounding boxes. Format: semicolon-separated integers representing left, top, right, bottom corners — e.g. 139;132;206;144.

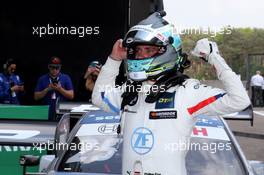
20;155;40;175
20;155;40;166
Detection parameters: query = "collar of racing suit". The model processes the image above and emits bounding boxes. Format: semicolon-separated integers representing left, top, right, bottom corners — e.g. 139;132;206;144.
145;72;189;103
121;72;189;110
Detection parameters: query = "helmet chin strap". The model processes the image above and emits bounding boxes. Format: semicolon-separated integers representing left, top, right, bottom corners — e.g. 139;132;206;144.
120;72;189;111
121;80;142;110
145;72;189;103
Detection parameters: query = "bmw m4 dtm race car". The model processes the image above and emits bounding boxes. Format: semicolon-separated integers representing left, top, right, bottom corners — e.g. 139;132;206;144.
19;106;264;175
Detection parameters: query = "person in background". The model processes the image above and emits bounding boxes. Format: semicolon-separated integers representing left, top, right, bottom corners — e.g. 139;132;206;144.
250;70;264;107
76;60;102;102
0;58;24;104
34;56;74;120
85;61;102;94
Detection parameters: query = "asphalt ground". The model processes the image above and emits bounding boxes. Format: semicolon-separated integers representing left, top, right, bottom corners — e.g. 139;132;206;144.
226;108;264;161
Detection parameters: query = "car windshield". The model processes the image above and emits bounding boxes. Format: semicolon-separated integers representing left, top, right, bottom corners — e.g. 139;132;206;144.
58;124;122;174
58;123;246;175
186;137;246;175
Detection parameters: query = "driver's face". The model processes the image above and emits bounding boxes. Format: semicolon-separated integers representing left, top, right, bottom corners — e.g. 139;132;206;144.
135;45;160;59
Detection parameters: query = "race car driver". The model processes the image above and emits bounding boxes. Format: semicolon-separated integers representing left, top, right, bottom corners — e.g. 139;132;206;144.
92;11;250;175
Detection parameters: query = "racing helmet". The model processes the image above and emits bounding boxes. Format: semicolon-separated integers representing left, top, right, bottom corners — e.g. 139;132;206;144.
123;11;185;82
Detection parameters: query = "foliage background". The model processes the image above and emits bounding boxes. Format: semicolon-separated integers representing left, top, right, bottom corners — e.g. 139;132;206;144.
181;27;264;80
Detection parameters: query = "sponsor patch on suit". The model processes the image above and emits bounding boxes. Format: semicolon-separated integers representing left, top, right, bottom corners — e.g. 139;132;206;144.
149;110;177;120
155;92;175;109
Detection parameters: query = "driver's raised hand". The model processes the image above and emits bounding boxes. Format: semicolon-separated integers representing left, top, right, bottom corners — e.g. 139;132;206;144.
110;39;127;61
191;38;220;64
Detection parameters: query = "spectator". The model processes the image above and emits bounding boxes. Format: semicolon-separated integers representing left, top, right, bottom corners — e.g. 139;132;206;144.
34;56;74;120
85;61;102;92
0;58;24;104
250;70;264;106
76;61;102;102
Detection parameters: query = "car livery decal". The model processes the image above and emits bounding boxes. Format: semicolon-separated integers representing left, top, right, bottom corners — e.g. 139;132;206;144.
0;130;40;140
192;115;229;141
77;123;119;136
81;110;120;124
191;126;230;141
195;115;224;128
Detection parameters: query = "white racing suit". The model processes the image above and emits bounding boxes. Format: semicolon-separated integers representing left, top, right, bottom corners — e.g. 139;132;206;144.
92;53;250;175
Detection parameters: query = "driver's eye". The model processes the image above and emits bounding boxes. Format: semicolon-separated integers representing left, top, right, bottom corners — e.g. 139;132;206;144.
135;47;142;53
145;48;154;54
135;47;157;54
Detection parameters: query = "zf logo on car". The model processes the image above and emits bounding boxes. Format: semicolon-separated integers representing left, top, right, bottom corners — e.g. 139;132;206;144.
98;124;118;134
131;127;154;155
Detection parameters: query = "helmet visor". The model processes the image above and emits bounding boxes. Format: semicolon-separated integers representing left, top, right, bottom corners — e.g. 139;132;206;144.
123;30;165;48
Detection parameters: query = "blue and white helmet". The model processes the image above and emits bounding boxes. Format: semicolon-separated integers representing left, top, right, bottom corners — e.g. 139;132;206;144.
123;11;184;82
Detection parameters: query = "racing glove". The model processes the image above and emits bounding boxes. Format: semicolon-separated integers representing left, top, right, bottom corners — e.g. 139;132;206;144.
191;38;219;63
191;38;231;77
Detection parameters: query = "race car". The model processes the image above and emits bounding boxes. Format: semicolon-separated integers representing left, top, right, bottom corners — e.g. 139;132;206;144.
20;107;264;175
0;104;56;175
0;102;99;175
